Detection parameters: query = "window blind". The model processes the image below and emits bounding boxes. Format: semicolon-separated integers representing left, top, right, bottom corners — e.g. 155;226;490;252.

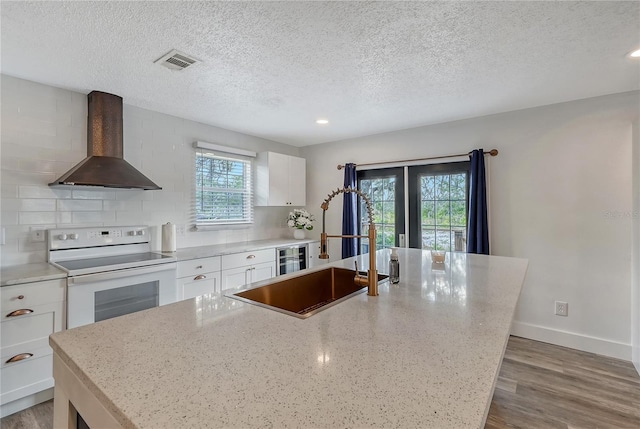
193;148;254;228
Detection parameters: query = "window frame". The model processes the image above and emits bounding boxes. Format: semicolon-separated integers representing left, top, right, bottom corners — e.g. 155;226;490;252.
193;149;254;228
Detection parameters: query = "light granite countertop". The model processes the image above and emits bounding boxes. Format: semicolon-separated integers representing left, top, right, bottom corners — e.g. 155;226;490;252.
169;237;319;261
49;248;528;428
0;262;66;287
0;238;319;286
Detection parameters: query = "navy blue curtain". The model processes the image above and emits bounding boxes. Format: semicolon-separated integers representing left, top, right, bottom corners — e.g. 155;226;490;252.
467;149;490;255
342;163;358;258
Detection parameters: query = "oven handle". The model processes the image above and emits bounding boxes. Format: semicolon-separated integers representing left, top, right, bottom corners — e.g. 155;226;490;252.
68;263;176;285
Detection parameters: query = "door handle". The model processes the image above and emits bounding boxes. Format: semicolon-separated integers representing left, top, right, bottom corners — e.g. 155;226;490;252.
6;309;34;318
6;353;33;363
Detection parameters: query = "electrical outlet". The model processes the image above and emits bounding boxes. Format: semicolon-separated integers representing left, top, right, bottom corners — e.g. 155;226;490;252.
555;301;568;317
30;227;46;242
175;224;186;236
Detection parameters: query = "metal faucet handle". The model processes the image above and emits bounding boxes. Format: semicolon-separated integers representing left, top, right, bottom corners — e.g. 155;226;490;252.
354;260;359;272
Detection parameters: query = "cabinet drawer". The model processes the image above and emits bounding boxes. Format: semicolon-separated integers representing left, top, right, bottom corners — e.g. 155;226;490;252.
178;272;220;301
177;256;221;278
222;249;274;270
1;346;53;405
1;279;65;314
1;308;56;349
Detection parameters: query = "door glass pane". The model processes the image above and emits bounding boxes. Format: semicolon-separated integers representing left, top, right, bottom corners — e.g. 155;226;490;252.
419;172;467;251
434;175;450;199
421;176;435;200
359;176;396;253
422;229;436;250
435;201;451;228
450;174;466;199
421;200;435;226
95;281;159;322
278;247;307;275
451;201;466;226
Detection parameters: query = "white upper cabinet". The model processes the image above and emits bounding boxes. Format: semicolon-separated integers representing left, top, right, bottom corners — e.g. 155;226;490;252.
255;152;306;206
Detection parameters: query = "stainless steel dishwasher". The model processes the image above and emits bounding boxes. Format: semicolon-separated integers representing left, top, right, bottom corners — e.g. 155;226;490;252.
276;244;308;275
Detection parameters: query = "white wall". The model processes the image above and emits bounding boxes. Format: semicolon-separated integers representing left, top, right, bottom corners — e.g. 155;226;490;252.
633;119;640;373
0;75;299;266
301;92;638;360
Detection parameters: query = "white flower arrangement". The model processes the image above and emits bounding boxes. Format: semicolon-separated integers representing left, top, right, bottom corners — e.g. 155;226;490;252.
287;209;315;231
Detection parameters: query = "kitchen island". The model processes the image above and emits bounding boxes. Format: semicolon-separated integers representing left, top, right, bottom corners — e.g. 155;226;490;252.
49;248;528;428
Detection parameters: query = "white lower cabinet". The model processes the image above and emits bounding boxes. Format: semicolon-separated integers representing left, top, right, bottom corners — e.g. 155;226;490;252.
221;249;277;291
221;261;276;291
176;256;221;301
307;240;328;269
0;278;65;417
177;273;221;301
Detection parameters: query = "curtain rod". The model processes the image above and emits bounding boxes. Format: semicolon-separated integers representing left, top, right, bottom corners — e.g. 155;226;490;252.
336;148;498;170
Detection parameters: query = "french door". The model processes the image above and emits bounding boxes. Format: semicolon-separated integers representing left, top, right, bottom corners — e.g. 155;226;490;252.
356;162;470;252
357;168;404;253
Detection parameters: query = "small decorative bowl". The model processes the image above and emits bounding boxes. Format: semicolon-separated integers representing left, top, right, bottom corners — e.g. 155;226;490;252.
431;251;446;264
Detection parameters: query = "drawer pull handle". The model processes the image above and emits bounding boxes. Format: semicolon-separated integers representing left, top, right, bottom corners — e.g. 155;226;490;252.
17;295;24;300
246;255;256;259
195;265;203;269
193;275;207;280
6;353;33;363
6;309;34;317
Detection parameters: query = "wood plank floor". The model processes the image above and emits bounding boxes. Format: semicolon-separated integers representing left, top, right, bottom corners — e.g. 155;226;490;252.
2;336;639;429
487;337;640;429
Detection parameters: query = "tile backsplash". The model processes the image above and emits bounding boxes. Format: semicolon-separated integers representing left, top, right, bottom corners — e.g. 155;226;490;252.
1;75;299;266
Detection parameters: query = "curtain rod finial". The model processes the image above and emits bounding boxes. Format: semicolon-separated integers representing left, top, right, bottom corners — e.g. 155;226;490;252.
337;165;344;170
489;149;499;156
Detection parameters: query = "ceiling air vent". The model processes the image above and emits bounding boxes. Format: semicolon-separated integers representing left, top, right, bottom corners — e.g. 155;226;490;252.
154;49;199;71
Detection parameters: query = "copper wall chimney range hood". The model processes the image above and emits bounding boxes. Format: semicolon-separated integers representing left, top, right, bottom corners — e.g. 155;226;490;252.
49;91;161;190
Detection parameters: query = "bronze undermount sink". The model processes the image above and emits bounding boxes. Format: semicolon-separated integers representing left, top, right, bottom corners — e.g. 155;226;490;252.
228;267;388;318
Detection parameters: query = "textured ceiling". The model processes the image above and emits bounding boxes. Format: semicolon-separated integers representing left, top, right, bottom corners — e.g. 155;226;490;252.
1;1;638;146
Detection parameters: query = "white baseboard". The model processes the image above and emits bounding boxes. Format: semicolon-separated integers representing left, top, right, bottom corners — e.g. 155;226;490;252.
0;388;53;418
511;321;632;361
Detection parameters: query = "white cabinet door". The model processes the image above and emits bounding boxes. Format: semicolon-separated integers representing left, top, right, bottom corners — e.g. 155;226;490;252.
268;152;289;206
221;261;277;291
252;261;276;283
288;155;306;206
178;272;221;301
221;266;251;291
307;241;328;269
255;152;306;206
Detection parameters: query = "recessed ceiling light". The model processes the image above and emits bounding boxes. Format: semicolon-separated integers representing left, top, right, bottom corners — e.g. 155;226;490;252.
628;48;640;58
316;119;329;125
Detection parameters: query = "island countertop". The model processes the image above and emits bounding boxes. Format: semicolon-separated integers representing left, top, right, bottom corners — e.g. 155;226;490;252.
49;248;528;428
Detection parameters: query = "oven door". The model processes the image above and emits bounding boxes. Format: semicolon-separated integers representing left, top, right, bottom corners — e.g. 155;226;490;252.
67;263;177;329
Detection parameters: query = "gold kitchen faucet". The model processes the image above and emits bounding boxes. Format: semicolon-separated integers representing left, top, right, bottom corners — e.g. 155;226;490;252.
319;187;378;296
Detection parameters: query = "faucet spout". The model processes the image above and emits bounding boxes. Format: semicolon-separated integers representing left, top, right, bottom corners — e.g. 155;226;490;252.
319;187;378;296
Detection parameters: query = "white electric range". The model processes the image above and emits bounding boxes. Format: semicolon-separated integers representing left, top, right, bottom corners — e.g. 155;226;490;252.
48;226;177;329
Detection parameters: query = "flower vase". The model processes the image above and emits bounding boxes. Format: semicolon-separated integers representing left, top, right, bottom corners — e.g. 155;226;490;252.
293;229;305;240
